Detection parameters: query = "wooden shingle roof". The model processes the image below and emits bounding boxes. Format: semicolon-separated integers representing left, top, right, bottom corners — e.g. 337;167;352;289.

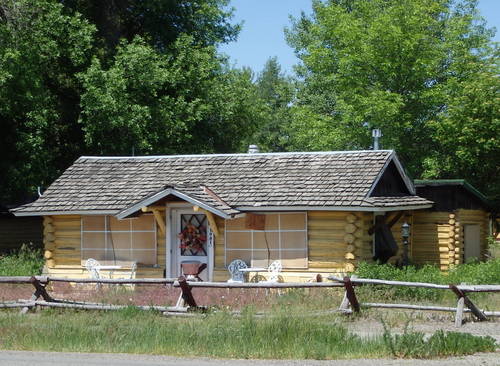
13;150;432;217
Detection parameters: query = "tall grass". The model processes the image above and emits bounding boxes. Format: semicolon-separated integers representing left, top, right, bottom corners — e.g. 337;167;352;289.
0;244;44;276
0;308;495;359
354;260;500;302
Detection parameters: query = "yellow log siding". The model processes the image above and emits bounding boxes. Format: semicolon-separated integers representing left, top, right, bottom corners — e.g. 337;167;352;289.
42;215;165;279
412;209;489;270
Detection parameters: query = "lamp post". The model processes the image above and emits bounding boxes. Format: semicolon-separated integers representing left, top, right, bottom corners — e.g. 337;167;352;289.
401;222;410;266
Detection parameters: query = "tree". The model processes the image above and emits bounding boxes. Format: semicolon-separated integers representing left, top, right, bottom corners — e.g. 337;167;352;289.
60;0;240;53
250;57;294;152
286;0;499;202
79;35;264;155
0;0;261;205
0;0;95;203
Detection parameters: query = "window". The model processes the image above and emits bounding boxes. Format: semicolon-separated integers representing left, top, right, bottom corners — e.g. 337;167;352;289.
224;213;308;268
81;215;156;265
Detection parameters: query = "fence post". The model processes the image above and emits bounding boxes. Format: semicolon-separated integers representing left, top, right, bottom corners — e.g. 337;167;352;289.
449;284;487;322
21;276;53;314
454;297;465;327
178;276;198;308
343;276;360;313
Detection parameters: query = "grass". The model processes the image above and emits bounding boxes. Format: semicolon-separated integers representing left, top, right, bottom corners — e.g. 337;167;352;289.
354;260;500;303
0;308;495;359
0;244;44;276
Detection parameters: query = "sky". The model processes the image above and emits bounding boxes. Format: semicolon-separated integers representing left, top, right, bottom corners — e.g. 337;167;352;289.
219;0;500;75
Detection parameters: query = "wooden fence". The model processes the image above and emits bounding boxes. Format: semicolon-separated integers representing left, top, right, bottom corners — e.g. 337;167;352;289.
0;275;499;325
328;276;500;327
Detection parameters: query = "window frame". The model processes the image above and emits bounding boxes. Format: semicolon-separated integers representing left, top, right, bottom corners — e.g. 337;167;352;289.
80;215;157;266
224;212;308;269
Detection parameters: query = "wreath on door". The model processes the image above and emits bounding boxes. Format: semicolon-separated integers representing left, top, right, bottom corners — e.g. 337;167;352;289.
178;224;206;254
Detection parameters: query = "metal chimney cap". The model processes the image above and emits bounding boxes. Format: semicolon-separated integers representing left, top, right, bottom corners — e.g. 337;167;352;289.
248;145;260;154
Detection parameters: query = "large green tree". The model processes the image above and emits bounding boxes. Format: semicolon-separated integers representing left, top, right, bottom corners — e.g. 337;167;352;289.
286;0;499;203
0;0;95;203
250;57;294;152
0;0;263;204
79;35;264;155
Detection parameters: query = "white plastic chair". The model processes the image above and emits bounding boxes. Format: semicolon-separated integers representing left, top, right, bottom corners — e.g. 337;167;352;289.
227;259;248;283
266;260;282;283
85;258;101;280
129;262;137;279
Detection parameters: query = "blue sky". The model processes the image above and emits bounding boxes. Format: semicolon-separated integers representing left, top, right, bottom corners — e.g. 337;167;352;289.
219;0;500;75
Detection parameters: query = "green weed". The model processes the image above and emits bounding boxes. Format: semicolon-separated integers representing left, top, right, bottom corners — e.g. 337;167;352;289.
0;244;44;276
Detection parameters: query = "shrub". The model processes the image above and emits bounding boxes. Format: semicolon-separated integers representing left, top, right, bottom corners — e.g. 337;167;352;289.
354;259;500;301
0;244;44;276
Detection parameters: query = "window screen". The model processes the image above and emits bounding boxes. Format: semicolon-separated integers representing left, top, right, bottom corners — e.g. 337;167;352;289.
225;213;308;269
81;215;156;265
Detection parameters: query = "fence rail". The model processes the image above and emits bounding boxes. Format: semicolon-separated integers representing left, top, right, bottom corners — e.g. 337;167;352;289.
328;276;500;326
0;275;498;326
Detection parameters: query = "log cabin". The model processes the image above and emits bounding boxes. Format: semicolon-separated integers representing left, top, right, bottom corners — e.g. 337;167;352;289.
413;180;494;270
12;149;488;281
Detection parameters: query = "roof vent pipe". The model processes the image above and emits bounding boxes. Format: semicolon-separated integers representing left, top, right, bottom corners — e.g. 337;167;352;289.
248;144;260;154
372;129;382;150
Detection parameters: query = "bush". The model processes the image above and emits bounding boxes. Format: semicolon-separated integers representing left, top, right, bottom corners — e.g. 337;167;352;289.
354;260;500;301
0;244;44;276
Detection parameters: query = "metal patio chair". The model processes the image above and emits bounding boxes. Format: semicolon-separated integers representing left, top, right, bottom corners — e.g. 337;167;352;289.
227;259;248;283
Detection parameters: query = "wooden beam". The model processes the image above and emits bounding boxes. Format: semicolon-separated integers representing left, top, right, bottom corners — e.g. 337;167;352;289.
203;210;219;237
142;205;166;212
152;209;166;235
368;211;405;235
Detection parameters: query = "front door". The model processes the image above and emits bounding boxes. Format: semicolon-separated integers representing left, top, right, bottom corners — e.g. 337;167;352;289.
464;224;481;262
171;209;212;281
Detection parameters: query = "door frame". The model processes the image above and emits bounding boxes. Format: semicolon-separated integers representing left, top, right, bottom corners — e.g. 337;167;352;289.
166;203;214;280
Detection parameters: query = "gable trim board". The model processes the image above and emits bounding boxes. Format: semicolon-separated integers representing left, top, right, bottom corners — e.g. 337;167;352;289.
115;187;234;220
234;205;432;212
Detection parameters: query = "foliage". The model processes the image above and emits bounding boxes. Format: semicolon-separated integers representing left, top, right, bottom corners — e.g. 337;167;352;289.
61;0;240;52
0;0;96;203
286;0;499;204
79;35;263;155
382;323;495;358
0;244;44;276
249;57;295;152
354;260;500;301
0;0;260;205
0;308;495;359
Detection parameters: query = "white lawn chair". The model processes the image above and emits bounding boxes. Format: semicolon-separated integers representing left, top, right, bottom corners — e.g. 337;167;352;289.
227;259;247;283
129;261;137;279
85;258;101;280
267;260;282;283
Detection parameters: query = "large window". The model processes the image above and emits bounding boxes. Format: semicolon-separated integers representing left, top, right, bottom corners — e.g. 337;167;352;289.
81;215;156;265
225;213;308;269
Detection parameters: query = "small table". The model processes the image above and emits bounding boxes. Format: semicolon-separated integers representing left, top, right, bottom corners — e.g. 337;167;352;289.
239;267;267;283
95;265;122;278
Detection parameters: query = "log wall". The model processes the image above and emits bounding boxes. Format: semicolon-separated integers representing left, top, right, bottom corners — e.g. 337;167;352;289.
412;209;489;271
42;215;164;278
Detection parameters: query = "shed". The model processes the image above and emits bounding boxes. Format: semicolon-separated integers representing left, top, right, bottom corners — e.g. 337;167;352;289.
413;180;493;270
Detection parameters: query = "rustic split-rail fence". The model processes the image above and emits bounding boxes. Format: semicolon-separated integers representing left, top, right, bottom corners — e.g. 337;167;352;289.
0;275;499;327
